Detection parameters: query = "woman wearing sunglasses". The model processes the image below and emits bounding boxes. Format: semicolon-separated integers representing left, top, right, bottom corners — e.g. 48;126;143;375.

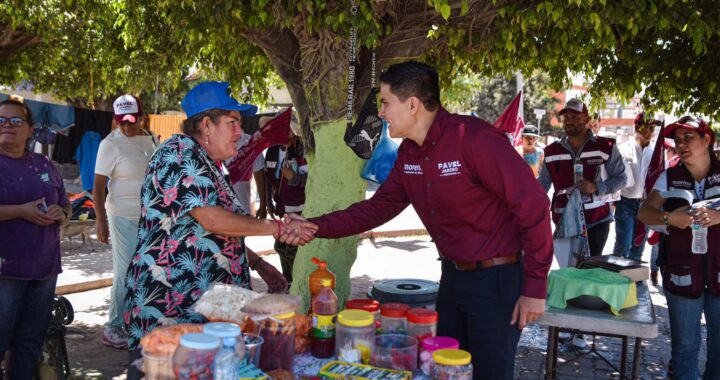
638;116;720;380
0;98;71;379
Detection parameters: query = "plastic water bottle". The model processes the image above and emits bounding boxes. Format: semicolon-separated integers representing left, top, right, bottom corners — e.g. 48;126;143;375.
691;223;708;254
573;162;584;185
213;337;242;380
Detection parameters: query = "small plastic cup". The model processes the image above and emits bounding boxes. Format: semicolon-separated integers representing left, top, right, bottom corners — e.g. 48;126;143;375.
141;350;174;380
243;333;264;368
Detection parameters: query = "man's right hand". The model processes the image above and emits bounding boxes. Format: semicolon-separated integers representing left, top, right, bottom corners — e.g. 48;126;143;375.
20;198;56;226
96;218;110;244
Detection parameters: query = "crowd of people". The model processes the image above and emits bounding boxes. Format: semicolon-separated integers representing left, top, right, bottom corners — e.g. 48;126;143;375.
1;60;718;380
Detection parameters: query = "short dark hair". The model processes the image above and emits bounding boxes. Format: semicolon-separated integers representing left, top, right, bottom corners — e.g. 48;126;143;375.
181;109;232;136
379;61;441;111
0;99;34;127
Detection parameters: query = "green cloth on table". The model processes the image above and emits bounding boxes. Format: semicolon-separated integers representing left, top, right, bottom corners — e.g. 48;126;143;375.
547;268;638;315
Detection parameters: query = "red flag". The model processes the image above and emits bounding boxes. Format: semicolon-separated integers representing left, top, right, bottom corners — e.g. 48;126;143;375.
494;91;524;147
227;107;292;183
633;121;665;246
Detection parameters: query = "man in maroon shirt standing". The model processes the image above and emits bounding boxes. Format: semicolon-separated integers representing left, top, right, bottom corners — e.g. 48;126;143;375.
287;61;553;379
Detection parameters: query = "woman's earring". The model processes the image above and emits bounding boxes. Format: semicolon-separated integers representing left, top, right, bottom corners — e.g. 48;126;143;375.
205;135;210;146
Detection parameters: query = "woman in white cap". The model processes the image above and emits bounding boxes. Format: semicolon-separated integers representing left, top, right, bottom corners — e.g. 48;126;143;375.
93;94;158;349
638;116;720;380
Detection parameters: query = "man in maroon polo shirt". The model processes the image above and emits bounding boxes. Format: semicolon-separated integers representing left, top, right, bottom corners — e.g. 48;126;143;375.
286;61;553;379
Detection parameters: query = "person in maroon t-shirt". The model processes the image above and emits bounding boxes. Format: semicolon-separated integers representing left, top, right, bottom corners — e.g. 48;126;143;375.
284;61;553;380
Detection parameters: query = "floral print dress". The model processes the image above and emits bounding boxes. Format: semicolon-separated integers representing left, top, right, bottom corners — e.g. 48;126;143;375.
124;134;251;350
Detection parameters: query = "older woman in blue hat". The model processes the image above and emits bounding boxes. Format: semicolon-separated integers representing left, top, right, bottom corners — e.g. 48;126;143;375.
123;82;316;375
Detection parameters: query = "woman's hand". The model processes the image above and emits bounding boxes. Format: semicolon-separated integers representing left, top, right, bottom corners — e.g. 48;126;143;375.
279;214;318;246
668;206;694;229
693;207;720;228
20;198;56;226
96;218;110;244
256;260;288;293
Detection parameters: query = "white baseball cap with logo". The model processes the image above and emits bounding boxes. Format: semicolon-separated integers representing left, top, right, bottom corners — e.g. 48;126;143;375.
559;98;589;116
113;94;142;124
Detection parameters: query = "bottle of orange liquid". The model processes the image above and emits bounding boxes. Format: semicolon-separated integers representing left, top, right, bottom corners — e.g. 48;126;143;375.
311;279;338;358
309;257;336;296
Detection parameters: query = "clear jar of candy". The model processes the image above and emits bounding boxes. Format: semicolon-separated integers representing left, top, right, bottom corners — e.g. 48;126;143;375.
335;310;375;364
406;308;437;343
431;349;473;380
379;303;410;335
419;336;459;376
172;333;221;380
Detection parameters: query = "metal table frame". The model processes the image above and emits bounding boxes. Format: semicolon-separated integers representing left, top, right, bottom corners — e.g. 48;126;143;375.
538;283;658;380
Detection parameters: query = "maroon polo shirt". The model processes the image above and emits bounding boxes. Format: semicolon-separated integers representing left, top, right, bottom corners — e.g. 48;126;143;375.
310;108;553;299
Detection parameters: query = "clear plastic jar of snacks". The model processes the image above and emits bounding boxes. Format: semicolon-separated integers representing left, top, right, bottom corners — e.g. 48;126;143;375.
379;303;410;334
258;312;295;373
172;333;221;380
432;349;473;380
419;336;459;376
203;322;245;360
406;308;437;343
335;310;375;364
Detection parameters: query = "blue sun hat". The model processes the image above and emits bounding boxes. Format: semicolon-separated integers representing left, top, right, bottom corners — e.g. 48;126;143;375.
181;81;258;117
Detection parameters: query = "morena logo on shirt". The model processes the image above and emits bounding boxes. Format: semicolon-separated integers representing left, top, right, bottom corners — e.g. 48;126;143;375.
707;174;720;186
403;163;423;175
438;160;462;177
671;180;693;188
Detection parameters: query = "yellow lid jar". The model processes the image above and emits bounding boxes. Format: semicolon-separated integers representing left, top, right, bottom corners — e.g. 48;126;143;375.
431;349;473;379
335;310;375;364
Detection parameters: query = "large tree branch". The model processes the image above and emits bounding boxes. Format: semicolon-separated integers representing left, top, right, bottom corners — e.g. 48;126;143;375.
0;24;40;56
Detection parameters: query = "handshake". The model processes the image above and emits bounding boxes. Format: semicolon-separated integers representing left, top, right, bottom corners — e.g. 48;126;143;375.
272;213;319;246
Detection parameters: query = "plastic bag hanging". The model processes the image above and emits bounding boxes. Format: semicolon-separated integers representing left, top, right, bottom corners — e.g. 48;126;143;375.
344;87;383;159
361;120;398;183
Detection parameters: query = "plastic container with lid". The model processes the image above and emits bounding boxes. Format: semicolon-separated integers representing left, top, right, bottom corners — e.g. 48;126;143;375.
419;336;459;376
432;349;473;379
371;333;418;371
407;308;438;343
335;309;375;364
379;303;410;334
172;333;221;380
258;312;295;373
203;322;245;360
346;299;380;332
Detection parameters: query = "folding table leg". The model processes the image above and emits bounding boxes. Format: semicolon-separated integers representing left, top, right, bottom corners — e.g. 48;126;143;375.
631;337;642;380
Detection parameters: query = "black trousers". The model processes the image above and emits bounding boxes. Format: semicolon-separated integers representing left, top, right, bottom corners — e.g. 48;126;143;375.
436;260;523;380
587;221;611;257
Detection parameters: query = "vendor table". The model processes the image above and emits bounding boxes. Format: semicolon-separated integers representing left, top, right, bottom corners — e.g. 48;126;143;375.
537;282;658;380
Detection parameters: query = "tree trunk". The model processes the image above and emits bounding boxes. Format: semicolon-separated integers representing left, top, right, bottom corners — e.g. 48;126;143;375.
289;120;366;312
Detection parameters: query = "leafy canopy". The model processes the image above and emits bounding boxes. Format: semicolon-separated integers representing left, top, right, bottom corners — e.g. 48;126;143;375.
1;0;719;118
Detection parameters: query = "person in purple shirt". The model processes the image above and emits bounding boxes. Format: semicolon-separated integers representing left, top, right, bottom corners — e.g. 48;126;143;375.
286;61;553;379
0;98;71;380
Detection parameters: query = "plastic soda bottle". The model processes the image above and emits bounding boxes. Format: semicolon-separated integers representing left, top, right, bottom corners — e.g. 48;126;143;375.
309;257;336;295
311;279;338;358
